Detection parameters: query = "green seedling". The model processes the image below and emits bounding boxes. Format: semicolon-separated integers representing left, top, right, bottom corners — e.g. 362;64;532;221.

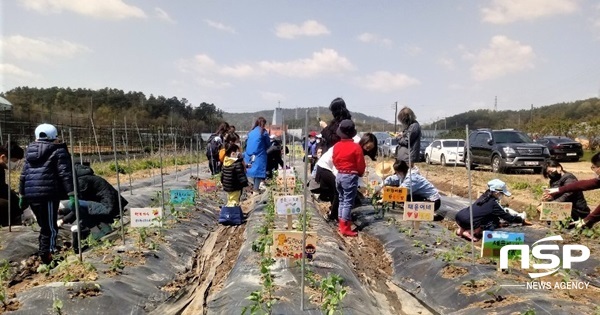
320;274;348;315
109;255;125;273
52;298;63;315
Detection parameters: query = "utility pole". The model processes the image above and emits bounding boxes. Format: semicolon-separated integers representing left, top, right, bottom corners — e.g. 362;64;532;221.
393;101;398;133
530;104;534;125
494;96;497;112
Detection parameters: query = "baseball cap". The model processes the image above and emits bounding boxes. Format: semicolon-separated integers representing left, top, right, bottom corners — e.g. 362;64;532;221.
35;123;58;140
487;179;511;196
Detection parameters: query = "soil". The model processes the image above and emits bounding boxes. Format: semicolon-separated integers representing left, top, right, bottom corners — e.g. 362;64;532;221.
440;264;469;279
0;300;20;313
458;278;495;296
329;208;406;314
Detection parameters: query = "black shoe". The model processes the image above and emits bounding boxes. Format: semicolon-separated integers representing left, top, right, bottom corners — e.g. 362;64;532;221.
433;214;444;221
40;252;52;265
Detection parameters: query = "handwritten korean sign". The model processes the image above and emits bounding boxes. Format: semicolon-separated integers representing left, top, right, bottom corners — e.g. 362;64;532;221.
403;202;435;221
539;202;572;221
130;207;163;228
481;230;525;258
272;231;317;260
275;195;304;215
197;179;218;193
170;189;196;204
382;187;408;202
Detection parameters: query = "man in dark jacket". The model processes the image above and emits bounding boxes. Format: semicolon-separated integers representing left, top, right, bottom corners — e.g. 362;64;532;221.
542;160;590;221
0;142;25;226
220;144;248;206
57;163;128;229
19;123;74;264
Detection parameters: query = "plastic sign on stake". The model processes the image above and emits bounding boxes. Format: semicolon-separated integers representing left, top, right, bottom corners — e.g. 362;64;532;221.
275;195;304;215
382;187;408;202
481;230;524;258
170;189;196;204
403;202;434;221
131;207;163;227
272;230;317;260
539;202;572;221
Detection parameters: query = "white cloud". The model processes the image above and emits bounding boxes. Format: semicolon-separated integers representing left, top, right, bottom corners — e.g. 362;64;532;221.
178;49;355;88
1;35;91;63
0;63;40;79
592;4;600;39
205;19;236;34
357;32;393;47
438;57;456;70
468;35;536;81
275;20;330;39
20;0;146;19
258;49;354;77
260;91;286;102
155;7;175;23
482;0;578;24
404;45;422;56
358;71;420;92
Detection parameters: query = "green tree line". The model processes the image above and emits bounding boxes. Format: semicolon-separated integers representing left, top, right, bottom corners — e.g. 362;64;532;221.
429;97;600;149
2;87;225;134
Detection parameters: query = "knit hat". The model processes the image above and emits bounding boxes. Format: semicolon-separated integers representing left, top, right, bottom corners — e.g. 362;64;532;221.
35;123;58;140
336;119;357;139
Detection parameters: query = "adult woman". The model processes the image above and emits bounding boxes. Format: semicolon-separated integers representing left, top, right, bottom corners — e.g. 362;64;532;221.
244;117;270;193
455;179;531;241
545;152;600;229
395;107;421;167
314;132;377;220
206;122;229;175
320;97;352;151
540;160;590;221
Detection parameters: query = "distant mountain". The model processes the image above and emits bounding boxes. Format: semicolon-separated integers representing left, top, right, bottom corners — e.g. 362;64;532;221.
222;107;391;131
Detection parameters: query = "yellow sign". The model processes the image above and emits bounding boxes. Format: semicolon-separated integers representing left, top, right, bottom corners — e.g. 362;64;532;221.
403;202;435;221
272;231;317;260
540;202;572;221
382;187;408;202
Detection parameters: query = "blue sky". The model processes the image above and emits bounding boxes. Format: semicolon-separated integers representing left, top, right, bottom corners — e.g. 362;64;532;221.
1;0;600;125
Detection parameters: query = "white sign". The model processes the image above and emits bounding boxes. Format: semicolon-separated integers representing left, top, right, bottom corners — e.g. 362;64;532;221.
500;235;590;278
130;207;163;227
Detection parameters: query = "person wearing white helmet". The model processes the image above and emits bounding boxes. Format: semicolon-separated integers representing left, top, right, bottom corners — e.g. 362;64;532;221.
19;123;74;265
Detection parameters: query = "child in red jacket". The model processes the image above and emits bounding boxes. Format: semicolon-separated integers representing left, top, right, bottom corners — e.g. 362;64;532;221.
332;120;365;236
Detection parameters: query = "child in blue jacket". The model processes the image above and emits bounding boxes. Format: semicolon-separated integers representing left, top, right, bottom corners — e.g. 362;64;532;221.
19;124;74;264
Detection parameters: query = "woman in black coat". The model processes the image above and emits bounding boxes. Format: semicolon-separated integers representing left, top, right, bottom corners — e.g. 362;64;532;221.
320;97;352;152
395;107;421;167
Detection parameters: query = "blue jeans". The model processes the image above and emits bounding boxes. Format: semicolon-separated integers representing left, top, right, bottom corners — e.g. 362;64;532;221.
336;173;358;221
253;177;264;191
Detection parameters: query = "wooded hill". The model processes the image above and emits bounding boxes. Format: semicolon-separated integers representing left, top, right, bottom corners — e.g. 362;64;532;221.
427;97;600;149
1;87;391;133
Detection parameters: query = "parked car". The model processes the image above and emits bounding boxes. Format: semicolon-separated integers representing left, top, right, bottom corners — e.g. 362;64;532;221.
380;138;398;157
418;139;431;162
373;132;391;147
424;139;465;166
534;136;584;162
465;128;550;173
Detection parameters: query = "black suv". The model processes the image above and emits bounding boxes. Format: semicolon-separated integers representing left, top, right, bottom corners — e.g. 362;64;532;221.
465;129;550;173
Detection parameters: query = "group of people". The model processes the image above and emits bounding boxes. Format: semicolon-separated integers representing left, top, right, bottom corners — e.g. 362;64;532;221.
1;123;127;264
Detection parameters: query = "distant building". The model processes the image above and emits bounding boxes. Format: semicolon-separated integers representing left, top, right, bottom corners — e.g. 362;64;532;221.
272;107;284;126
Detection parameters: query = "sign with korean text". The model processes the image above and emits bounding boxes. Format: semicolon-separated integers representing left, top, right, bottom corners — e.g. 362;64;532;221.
539;202;572;221
197;179;218;193
272;230;317;260
170;189;196;204
382;187;408;202
275;195;304;215
481;230;525;258
403;202;435;221
130;207;163;228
